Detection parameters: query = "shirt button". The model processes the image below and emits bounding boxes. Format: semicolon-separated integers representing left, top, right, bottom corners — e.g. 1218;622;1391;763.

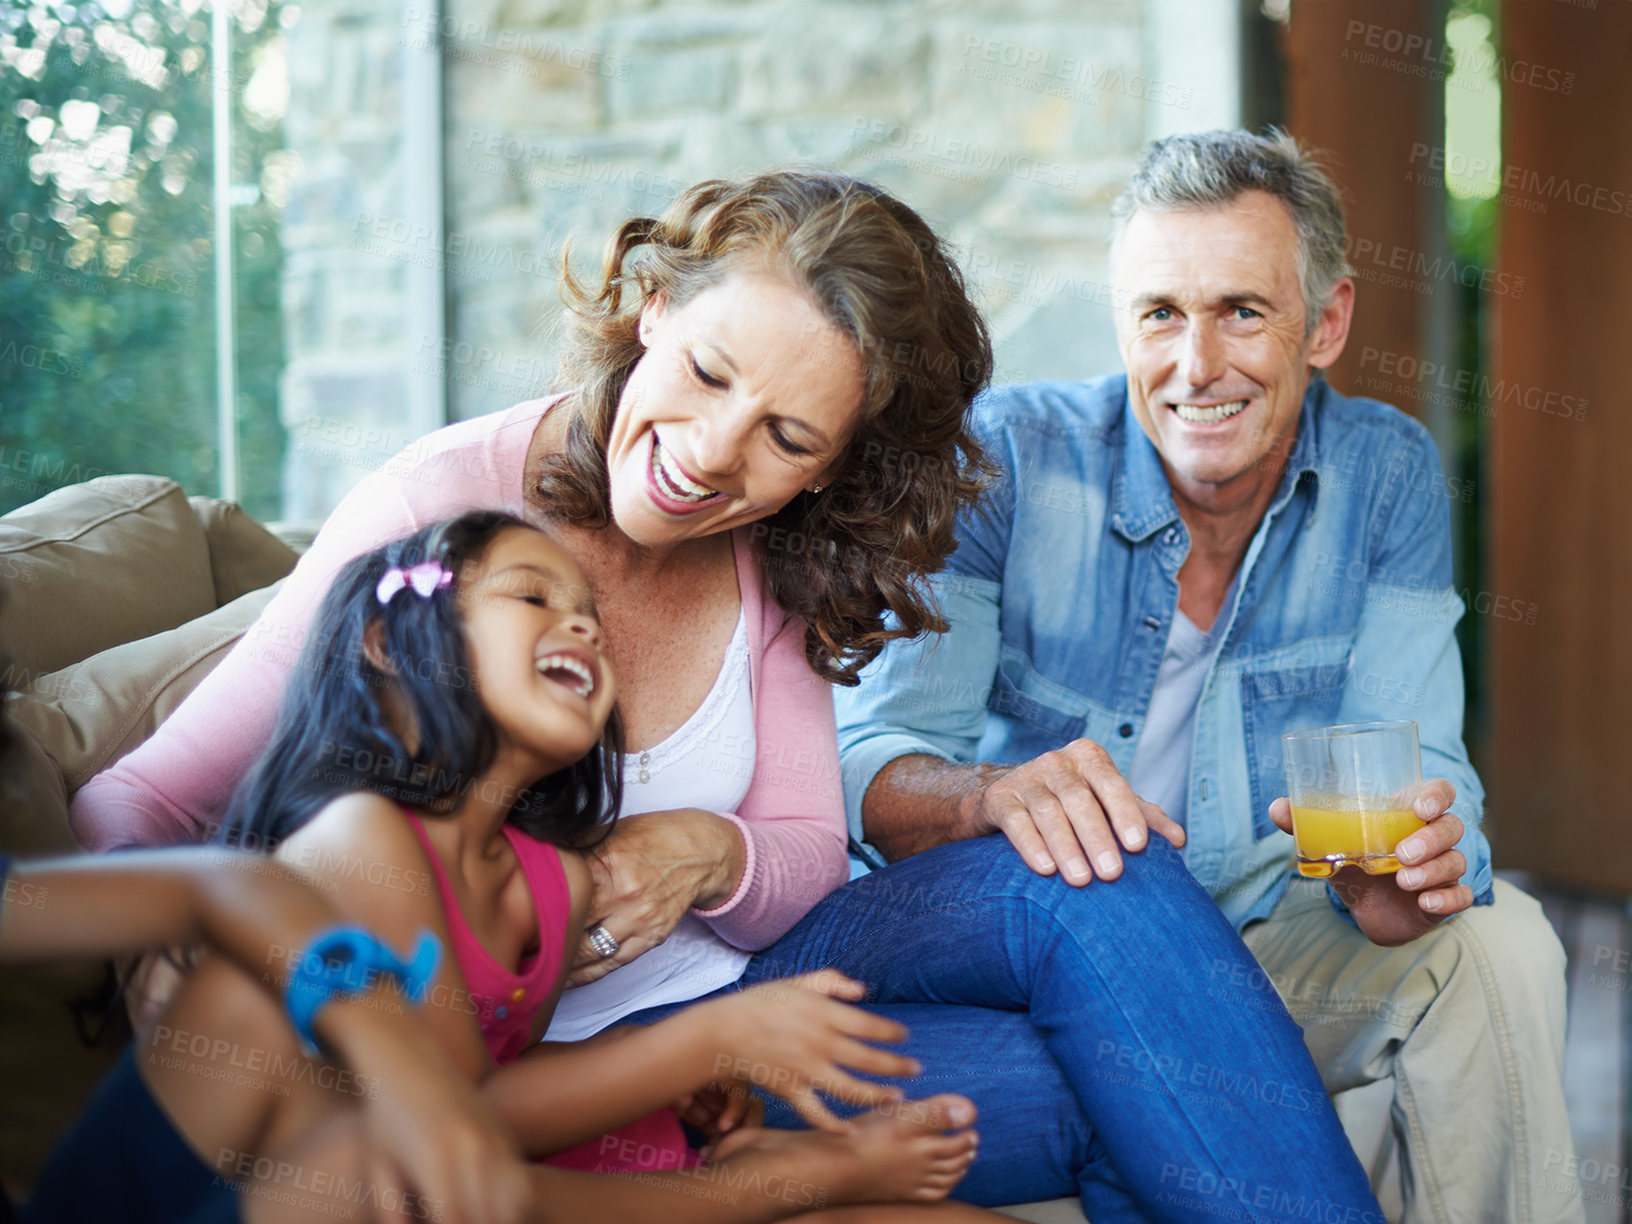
1164;527;1179;544
639;752;651;765
1143;615;1160;631
638;769;651;784
1118;723;1134;738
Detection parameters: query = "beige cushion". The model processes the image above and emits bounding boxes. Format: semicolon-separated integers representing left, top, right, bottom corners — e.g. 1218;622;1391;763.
0;476;215;678
7;581;281;794
189;496;298;606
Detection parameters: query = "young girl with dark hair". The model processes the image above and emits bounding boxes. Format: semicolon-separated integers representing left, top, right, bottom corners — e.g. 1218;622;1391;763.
1;839;993;1223
220;509;624;857
3;848;536;1224
194;509;999;1221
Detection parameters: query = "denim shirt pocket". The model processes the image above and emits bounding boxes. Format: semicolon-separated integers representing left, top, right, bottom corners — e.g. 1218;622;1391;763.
1239;660;1350;839
991;654;1090;752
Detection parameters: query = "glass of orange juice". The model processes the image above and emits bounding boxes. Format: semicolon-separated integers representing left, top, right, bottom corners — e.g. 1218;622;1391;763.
1280;721;1425;878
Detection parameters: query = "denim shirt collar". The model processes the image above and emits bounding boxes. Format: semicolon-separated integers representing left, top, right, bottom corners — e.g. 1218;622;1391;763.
1109;377;1326;545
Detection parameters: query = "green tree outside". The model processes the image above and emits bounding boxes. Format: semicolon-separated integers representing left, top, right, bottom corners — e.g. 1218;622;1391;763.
0;0;286;521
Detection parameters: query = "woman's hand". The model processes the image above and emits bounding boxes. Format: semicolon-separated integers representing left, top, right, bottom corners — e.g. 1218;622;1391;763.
568;809;747;987
701;970;921;1131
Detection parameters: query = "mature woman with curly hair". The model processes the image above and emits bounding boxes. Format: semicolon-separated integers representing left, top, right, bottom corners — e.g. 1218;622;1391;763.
71;169;1372;1219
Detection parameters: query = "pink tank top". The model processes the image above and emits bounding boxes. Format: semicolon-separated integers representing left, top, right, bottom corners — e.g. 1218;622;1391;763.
404;813;568;1065
403;811;695;1172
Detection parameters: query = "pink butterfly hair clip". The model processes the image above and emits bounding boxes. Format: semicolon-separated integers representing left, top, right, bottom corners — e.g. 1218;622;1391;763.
376;562;454;605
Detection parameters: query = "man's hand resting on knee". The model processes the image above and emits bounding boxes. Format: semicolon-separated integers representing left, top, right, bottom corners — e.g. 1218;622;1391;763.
864;744;1185;885
1268;778;1473;947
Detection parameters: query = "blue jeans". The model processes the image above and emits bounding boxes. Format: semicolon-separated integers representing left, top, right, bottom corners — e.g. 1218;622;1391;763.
627;835;1383;1224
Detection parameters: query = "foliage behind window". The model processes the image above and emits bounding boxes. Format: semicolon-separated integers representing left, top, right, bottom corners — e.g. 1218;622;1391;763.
0;0;285;519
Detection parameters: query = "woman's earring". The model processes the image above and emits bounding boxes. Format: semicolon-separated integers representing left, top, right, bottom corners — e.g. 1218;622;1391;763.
810;483;823;494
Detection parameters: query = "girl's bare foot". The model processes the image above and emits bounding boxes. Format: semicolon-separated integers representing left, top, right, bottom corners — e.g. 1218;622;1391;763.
706;1094;980;1206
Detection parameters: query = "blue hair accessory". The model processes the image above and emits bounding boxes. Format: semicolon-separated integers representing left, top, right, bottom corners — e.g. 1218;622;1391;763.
285;926;441;1056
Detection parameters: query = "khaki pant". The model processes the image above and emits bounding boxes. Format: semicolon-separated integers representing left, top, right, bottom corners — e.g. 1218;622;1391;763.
1242;878;1583;1224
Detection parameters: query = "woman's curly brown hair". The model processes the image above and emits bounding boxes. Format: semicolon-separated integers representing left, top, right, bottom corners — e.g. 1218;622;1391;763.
535;168;995;685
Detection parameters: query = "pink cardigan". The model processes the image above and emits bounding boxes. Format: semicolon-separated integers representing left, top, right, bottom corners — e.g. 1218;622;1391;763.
69;399;849;950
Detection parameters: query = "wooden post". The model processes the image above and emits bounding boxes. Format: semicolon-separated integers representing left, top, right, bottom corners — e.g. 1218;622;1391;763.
1488;0;1632;891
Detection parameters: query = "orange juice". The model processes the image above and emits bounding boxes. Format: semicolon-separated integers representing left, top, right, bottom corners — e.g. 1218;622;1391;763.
1291;803;1426;877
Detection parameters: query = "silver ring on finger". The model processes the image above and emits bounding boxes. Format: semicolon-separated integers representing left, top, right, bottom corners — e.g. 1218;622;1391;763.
586;922;621;960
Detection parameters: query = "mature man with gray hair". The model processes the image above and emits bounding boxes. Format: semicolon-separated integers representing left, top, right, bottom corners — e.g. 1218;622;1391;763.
838;129;1578;1224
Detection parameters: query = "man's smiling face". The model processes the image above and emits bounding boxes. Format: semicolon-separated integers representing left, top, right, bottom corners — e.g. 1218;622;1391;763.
1112;190;1352;503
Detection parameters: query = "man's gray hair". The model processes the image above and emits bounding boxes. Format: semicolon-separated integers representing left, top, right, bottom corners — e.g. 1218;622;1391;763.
1110;129;1353;334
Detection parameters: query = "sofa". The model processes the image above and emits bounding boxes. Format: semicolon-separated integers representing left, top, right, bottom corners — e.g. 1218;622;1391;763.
0;473;1094;1219
0;474;301;1196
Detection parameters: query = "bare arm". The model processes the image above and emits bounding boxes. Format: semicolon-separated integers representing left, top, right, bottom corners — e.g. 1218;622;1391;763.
2;847;356;971
565;808;748;987
487;972;917;1157
0;849;536;1224
860;756;1012;863
863;745;1183;886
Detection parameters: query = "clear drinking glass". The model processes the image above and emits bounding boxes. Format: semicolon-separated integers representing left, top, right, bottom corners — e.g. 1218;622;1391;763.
1280;721;1426;877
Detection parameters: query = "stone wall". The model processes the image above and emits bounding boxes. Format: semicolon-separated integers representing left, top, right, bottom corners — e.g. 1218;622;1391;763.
278;0;423;519
439;0;1238;420
276;0;1239;517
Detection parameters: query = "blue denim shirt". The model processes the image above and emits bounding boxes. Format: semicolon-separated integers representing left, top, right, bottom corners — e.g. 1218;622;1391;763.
836;375;1495;930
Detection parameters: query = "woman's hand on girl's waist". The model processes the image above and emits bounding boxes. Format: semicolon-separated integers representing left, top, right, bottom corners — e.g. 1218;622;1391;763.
566;808;747;987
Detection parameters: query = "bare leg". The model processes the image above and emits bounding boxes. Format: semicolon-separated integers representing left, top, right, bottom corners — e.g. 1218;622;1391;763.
239;1104;995;1224
136;953;366;1169
138;957;989;1224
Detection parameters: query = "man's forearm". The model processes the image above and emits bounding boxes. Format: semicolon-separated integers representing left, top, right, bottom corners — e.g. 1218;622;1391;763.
861;755;1012;862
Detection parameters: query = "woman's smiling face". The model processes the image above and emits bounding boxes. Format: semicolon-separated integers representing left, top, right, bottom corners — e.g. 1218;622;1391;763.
603;268;867;548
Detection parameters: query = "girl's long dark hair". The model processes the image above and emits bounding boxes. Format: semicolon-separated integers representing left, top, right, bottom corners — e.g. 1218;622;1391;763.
219;511;622;852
